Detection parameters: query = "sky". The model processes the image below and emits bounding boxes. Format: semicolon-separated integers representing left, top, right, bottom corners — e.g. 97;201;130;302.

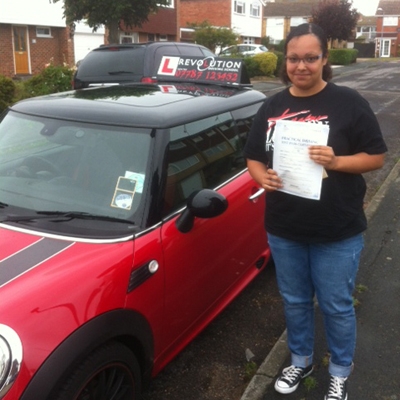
351;0;380;16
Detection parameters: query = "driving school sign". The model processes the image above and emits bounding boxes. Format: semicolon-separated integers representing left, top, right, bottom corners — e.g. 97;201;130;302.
156;56;251;86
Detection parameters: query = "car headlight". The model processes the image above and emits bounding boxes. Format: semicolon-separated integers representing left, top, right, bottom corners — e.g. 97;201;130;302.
0;324;23;399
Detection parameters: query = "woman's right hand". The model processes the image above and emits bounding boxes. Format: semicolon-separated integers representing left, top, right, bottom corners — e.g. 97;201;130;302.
261;168;283;192
246;160;283;192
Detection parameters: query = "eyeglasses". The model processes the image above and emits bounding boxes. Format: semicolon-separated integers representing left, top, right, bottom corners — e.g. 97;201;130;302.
285;54;323;65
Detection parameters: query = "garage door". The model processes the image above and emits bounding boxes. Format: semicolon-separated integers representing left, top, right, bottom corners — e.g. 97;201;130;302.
74;32;104;65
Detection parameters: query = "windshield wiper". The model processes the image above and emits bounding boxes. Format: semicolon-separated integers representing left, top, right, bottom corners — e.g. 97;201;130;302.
108;71;134;75
1;211;134;224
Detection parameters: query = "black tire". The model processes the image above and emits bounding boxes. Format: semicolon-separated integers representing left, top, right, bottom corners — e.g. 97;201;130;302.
54;342;141;400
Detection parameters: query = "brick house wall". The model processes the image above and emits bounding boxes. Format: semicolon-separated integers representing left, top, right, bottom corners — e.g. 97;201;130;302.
180;0;231;28
120;7;179;42
0;23;74;78
0;24;14;77
137;8;178;39
28;26;74;74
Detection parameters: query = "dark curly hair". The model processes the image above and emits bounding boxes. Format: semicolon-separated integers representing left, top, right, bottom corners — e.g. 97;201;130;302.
280;23;333;85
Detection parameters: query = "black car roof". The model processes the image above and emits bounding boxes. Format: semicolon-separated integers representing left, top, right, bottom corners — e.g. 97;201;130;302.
93;41;211;51
11;84;266;129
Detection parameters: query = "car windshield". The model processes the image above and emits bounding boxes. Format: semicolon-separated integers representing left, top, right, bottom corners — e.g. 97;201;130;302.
0;110;152;235
77;47;146;78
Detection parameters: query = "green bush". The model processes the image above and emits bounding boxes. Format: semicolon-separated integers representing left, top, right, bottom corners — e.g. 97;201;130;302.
272;39;285;53
242;56;263;78
242;52;278;78
272;51;284;77
328;49;358;65
252;52;278;76
0;75;16;113
22;64;74;98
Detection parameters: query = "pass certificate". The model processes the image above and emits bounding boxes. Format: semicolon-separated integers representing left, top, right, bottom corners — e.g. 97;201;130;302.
273;120;329;200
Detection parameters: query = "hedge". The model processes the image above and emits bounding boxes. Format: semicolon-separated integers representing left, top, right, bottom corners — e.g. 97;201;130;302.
0;75;16;113
328;49;358;66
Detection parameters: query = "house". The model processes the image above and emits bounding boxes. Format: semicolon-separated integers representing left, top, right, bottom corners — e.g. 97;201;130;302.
117;0;179;43
115;0;264;46
117;0;265;50
0;0;74;78
180;0;264;45
356;15;377;43
354;15;377;58
375;0;400;57
263;0;319;46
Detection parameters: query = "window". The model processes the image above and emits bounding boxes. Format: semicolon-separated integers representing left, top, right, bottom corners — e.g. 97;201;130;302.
243;37;255;44
164;113;245;213
357;26;376;40
36;27;51;37
120;33;139;43
383;16;398;26
158;0;174;7
148;34;155;42
250;3;260;17
159;35;168;41
162;102;262;215
234;1;246;15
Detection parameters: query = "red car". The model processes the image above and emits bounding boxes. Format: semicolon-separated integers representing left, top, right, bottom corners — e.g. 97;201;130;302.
0;58;270;399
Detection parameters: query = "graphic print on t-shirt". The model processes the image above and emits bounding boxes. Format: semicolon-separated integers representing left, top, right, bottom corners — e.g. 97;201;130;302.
265;108;329;152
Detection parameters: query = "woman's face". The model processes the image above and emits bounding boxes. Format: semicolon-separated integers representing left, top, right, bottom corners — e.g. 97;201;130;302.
286;33;328;96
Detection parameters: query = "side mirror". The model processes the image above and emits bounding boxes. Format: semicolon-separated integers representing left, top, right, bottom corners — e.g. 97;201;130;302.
176;189;228;233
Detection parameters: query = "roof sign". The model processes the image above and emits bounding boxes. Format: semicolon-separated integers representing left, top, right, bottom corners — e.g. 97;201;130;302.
158;83;239;98
156;56;251;86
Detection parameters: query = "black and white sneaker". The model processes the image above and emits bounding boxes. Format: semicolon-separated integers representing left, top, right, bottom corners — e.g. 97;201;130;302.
324;375;348;400
274;364;313;394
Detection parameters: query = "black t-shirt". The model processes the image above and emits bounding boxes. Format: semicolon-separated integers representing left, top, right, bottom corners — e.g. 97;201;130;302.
243;82;387;243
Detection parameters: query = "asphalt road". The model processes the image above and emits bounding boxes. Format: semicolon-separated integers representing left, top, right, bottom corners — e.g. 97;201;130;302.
141;59;400;400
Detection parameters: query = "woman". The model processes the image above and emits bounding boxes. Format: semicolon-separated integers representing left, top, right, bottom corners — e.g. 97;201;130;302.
244;23;387;400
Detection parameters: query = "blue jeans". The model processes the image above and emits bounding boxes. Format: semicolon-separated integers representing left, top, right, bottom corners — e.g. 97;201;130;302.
267;233;364;378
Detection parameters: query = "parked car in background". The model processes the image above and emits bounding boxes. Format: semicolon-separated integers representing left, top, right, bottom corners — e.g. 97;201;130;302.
72;42;215;89
219;44;269;57
0;57;271;400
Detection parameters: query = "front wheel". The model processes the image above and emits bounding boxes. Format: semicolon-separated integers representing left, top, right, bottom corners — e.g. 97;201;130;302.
54;342;141;400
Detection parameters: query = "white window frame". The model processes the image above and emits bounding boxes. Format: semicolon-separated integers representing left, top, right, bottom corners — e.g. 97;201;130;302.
243;37;255;44
36;26;51;38
383;16;398;26
234;1;246;15
158;0;174;7
159;34;168;42
120;33;139;43
250;3;260;17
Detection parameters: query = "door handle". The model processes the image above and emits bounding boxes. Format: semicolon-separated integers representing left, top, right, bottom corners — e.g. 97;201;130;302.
249;188;265;201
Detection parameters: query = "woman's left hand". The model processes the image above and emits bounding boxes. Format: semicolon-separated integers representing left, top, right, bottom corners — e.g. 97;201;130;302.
308;145;337;170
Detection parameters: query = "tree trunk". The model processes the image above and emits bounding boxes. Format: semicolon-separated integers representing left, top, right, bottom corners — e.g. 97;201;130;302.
107;19;120;44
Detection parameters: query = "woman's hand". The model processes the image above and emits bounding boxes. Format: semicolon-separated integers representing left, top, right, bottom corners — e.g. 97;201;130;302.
308;145;337;170
261;168;283;192
308;146;385;174
246;160;283;192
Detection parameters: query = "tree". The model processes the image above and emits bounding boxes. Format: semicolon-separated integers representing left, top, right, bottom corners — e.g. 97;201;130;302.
52;0;170;44
186;21;238;53
311;0;359;48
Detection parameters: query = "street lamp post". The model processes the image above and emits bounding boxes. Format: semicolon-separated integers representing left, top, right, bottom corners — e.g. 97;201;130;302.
377;7;384;57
